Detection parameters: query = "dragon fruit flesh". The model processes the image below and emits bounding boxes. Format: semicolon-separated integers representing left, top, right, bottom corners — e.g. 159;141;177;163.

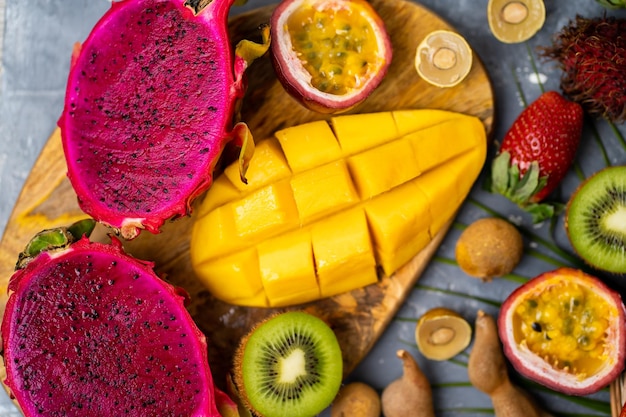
1;228;227;417
59;0;258;240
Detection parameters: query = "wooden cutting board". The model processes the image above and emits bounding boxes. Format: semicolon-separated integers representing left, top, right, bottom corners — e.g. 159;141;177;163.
0;0;494;393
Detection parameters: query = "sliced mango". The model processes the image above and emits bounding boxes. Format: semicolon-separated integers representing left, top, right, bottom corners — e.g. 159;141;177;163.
275;120;342;172
311;209;378;298
365;180;433;276
195;174;241;218
291;160;359;223
191;247;267;306
231;180;299;241
258;228;319;307
191;109;487;307
224;137;291;192
331;111;399;155
348;137;420;200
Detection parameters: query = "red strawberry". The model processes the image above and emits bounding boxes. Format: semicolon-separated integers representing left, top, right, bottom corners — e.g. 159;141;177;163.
490;91;583;222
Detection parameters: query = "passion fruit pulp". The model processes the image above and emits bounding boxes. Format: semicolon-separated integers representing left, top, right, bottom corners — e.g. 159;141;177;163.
270;0;392;114
498;267;626;396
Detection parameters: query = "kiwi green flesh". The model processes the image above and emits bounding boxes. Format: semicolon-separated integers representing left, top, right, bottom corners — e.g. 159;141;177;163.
567;167;626;273
238;311;343;417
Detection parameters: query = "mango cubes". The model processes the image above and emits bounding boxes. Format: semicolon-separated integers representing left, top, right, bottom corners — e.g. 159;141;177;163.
191;110;487;307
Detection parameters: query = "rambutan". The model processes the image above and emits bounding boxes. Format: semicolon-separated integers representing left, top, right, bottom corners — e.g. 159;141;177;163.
540;15;626;123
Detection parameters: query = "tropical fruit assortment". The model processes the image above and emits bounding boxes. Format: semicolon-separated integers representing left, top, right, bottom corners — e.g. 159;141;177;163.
190;109;486;307
3;0;626;416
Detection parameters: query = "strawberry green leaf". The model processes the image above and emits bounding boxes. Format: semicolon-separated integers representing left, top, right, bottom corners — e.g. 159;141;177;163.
490;152;557;222
490;151;513;195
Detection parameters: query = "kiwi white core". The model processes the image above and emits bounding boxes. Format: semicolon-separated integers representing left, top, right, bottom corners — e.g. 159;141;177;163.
605;207;626;234
279;349;307;383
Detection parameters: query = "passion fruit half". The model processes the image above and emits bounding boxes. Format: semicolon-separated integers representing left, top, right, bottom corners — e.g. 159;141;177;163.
498;267;626;396
270;0;392;114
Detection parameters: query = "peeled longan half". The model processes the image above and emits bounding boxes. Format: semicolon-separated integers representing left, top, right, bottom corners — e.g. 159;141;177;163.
415;307;472;361
455;217;524;281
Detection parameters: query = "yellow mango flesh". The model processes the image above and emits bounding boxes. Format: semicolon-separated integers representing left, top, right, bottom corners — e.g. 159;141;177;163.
191;110;487;307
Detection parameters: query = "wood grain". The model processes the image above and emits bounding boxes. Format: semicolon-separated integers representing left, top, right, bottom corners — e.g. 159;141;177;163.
0;0;494;394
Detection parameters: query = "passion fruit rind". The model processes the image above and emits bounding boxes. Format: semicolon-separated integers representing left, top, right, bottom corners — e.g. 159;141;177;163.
269;0;393;114
498;267;626;396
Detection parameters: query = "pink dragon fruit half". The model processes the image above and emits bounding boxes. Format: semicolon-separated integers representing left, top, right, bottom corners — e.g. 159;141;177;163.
1;224;230;417
59;0;260;239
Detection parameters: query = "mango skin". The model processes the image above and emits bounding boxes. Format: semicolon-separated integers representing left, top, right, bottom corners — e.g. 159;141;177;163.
191;110;487;307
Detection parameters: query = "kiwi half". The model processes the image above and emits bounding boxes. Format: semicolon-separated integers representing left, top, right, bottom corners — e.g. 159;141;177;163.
233;311;343;417
566;166;626;273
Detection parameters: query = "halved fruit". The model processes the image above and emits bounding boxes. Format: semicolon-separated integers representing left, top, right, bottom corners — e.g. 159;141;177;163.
190;109;487;307
498;267;626;396
415;307;472;361
487;0;546;43
270;0;392;113
565;166;626;274
232;311;343;417
415;30;473;88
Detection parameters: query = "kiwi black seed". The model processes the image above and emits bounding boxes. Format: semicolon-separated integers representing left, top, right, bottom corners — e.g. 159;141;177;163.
233;311;343;417
565;166;626;273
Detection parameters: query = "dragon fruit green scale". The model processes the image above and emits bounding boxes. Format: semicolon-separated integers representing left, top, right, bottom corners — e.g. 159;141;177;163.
59;0;251;239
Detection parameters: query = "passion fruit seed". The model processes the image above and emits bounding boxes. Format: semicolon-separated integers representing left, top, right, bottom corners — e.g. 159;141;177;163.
514;280;611;375
287;5;380;95
501;1;528;24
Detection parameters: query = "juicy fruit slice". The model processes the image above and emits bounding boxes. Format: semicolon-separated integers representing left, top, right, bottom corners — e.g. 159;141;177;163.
270;0;392;113
415;307;472;361
191;109;487;307
1;235;223;416
59;0;253;240
233;311;343;417
487;0;546;43
498;267;626;395
565;166;626;273
415;30;473;88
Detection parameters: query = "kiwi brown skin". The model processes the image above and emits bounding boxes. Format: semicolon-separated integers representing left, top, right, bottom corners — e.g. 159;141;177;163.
232;311;343;417
564;166;626;275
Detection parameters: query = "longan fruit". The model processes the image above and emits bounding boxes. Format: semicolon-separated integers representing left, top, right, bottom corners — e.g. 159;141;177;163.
455;217;524;281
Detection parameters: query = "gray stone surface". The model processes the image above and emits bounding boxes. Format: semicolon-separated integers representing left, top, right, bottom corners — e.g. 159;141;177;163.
1;1;625;416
